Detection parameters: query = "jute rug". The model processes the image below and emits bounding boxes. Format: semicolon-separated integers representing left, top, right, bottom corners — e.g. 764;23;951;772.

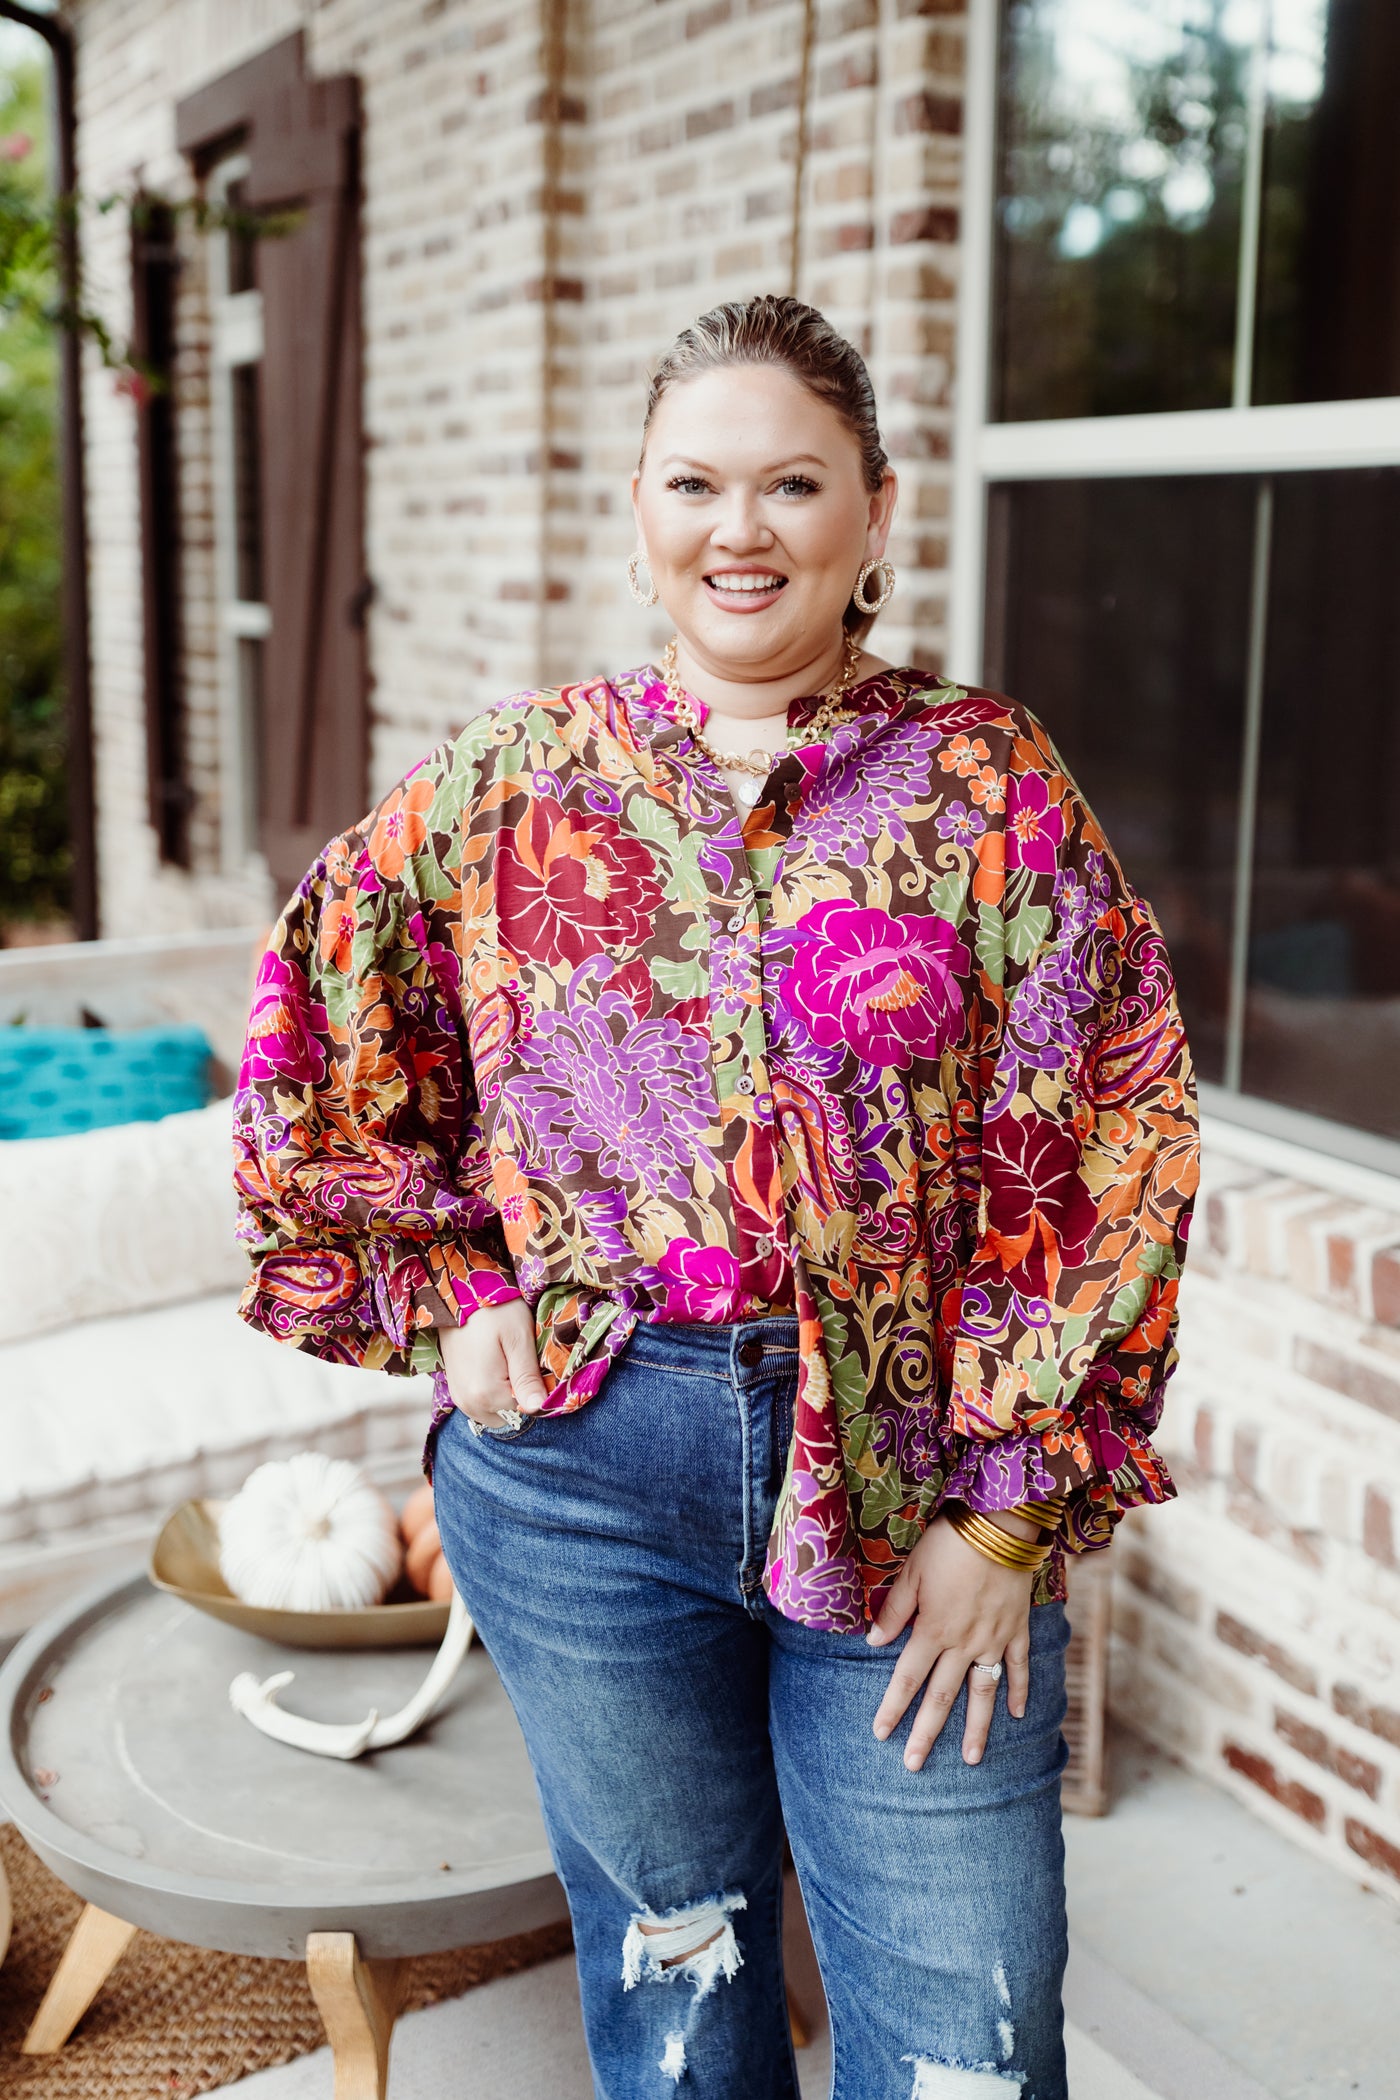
0;1824;573;2098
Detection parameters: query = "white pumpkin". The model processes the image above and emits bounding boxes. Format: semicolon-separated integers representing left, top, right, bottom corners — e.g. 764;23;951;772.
219;1453;404;1612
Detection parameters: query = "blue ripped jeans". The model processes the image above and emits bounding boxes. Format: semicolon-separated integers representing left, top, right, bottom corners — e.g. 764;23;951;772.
432;1316;1071;2100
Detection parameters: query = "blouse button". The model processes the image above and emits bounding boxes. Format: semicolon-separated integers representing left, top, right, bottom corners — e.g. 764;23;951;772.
754;1234;773;1256
727;911;747;931
735;1074;755;1093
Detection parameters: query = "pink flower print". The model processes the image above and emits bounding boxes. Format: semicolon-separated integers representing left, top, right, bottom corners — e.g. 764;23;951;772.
1004;772;1066;875
655;1237;747;1321
238;949;328;1088
781;900;969;1070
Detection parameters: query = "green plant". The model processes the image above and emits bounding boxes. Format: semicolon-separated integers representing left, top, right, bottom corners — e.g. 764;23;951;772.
0;58;66;928
0;54;297;931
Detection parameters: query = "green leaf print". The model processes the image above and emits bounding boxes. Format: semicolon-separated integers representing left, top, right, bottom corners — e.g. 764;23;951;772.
842;1412;874;1463
1105;1276;1150;1338
625;797;710;908
926;869;969;927
829;1345;868;1422
1032;1354;1063;1401
857;1467;909;1526
651;954;709;1000
1005;902;1053;967
975;902;1005;986
1136;1240;1180;1281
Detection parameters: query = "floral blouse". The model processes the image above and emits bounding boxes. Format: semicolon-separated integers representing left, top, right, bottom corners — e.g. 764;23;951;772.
232;665;1200;1631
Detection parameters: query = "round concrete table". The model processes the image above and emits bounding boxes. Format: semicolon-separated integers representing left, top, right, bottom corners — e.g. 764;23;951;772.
0;1570;567;2095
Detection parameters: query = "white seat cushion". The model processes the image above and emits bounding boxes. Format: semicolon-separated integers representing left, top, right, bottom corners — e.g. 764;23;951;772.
0;1292;432;1545
0;1100;247;1345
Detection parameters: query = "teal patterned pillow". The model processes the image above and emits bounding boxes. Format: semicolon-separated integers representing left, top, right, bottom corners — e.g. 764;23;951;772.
0;1025;216;1140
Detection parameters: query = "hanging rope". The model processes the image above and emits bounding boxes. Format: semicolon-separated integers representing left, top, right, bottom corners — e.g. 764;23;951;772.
788;0;817;296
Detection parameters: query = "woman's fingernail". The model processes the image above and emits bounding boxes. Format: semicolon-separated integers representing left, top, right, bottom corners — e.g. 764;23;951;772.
965;1749;982;1764
866;1627;886;1646
873;1721;890;1740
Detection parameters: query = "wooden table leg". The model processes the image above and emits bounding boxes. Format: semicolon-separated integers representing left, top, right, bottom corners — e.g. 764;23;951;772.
22;1902;138;2053
306;1933;407;2100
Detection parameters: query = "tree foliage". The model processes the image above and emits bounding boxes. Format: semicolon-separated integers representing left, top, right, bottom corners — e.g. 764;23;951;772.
0;57;67;930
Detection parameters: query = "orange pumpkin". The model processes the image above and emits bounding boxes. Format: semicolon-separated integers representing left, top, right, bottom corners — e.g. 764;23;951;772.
400;1482;452;1600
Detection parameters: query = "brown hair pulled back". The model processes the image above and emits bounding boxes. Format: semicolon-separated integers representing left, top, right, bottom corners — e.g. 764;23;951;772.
640;294;891;635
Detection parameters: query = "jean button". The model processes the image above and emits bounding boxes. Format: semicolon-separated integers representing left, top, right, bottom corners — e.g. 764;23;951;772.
737;1341;764;1368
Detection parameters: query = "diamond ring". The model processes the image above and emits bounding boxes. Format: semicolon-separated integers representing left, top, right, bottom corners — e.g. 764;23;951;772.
970;1660;1004;1681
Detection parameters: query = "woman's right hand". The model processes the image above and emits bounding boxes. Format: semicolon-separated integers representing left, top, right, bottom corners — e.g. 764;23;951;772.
439;1302;548;1427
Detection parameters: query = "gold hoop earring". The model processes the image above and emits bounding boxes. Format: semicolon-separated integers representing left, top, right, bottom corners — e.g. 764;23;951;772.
627;552;659;608
852;558;895;616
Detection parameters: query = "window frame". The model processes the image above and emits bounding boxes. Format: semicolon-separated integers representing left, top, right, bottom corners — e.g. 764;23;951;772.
207;151;271;881
950;0;1400;1178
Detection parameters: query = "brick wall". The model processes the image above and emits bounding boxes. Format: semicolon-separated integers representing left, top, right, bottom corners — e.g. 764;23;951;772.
70;0;965;936
1109;1121;1400;1901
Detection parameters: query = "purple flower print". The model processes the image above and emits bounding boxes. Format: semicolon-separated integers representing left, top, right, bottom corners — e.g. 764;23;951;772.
711;926;759;1016
799;723;942;867
1084;848;1113;911
780;900;969;1069
574;1186;633;1262
503;956;718;1199
936;799;985;847
764;1506;867;1631
1004;773;1065;875
988;922;1117;1101
1053;868;1093;939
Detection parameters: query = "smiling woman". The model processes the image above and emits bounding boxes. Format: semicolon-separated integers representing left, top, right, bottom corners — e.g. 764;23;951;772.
233;294;1200;2100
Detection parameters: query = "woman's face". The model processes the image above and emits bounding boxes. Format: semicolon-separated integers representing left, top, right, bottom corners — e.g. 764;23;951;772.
631;363;897;683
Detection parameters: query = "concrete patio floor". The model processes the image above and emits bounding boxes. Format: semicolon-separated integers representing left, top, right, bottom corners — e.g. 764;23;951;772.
212;1721;1396;2100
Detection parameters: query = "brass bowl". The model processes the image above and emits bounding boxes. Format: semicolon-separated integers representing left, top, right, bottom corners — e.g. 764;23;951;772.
148;1497;451;1650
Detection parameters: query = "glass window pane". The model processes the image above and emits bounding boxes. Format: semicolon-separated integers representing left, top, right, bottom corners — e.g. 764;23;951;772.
1252;0;1400;405
237;636;265;857
986;476;1256;1083
993;0;1254;422
231;362;264;605
1241;469;1400;1135
225;177;258;297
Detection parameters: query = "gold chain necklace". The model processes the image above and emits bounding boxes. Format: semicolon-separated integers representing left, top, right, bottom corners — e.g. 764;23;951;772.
660;633;864;779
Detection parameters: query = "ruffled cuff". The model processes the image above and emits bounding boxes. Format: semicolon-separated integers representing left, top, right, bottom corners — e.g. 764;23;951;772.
937;1432;1066;1517
419;1241;521;1327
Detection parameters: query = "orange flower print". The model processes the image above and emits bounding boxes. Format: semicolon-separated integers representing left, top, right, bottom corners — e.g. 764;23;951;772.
368;775;435;881
319;890;362;974
492;1155;543;1255
967;764;1006;813
939;733;992;779
970;825;1005;906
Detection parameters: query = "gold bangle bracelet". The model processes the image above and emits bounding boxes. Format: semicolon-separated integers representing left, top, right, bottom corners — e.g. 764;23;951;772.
947;1515;1047;1571
943;1505;1052;1571
1014;1495;1067;1533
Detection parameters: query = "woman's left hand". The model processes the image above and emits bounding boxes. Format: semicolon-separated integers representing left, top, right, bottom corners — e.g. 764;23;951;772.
866;1514;1035;1771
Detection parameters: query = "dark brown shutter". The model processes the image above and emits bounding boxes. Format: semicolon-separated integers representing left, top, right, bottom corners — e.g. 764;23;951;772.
177;33;368;896
131;196;189;866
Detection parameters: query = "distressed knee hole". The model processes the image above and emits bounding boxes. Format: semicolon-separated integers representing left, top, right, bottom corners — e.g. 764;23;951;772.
620;1892;746;1999
904;2058;1025;2098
